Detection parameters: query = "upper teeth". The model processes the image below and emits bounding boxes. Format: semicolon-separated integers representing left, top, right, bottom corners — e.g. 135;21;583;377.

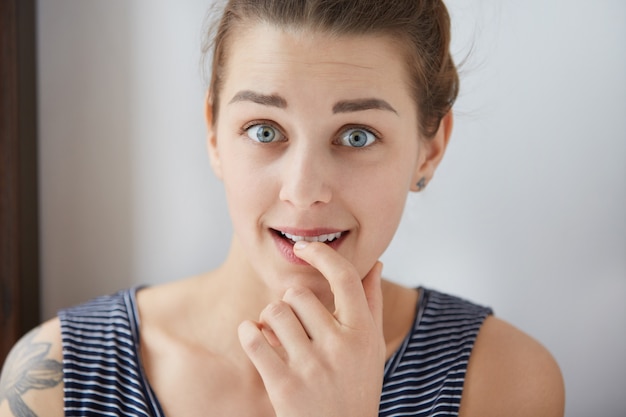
281;231;342;243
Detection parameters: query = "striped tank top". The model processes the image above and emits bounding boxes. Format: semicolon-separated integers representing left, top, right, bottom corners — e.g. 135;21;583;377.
59;287;492;416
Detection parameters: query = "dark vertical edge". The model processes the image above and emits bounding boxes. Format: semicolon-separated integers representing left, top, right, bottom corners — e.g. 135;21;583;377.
17;0;40;337
0;0;40;366
0;0;20;361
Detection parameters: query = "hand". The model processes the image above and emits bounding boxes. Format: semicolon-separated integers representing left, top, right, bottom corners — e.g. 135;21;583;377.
238;241;386;417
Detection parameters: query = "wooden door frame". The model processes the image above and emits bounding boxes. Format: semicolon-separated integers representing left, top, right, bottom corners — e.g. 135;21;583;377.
0;0;40;365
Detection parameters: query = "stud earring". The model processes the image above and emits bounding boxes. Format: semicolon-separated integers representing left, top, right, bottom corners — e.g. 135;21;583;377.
416;177;426;191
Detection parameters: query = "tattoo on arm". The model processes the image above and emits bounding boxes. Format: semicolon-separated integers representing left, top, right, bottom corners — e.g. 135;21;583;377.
0;328;63;417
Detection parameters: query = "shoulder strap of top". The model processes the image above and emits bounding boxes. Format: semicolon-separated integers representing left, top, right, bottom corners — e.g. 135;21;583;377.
379;287;493;417
59;288;164;417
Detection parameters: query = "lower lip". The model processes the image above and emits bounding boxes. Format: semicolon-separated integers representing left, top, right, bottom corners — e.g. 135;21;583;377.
271;230;346;265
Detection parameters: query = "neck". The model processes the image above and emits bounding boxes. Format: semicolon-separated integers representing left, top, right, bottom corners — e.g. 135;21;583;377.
211;239;279;318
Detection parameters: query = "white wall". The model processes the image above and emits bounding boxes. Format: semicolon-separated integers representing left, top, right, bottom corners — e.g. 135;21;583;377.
37;1;625;416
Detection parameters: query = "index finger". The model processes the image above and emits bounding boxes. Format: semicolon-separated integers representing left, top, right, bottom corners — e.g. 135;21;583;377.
293;241;381;328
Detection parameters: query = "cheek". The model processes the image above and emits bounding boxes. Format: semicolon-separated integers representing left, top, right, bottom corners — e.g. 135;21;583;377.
365;183;408;242
352;149;414;221
219;148;274;223
350;168;412;274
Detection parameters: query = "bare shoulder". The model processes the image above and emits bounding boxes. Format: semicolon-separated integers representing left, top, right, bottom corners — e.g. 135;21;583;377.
459;316;565;417
0;319;64;417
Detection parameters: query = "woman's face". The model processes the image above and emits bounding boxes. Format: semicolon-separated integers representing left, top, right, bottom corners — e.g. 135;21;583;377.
208;23;435;294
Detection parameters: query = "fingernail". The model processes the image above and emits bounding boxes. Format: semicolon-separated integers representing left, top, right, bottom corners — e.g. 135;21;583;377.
293;241;309;250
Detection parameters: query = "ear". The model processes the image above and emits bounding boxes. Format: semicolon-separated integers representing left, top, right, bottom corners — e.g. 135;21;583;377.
205;91;223;180
411;110;453;191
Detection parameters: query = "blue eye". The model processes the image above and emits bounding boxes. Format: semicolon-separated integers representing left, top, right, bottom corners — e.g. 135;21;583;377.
246;124;283;143
339;128;377;148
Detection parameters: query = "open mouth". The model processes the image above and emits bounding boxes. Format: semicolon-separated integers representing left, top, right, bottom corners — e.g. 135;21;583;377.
270;228;348;264
272;229;345;245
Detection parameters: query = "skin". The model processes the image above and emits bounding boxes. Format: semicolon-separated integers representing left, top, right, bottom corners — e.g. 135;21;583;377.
207;24;437;311
0;23;565;417
0;321;64;417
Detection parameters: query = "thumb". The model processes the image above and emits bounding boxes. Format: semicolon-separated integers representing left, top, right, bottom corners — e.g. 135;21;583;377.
361;261;383;331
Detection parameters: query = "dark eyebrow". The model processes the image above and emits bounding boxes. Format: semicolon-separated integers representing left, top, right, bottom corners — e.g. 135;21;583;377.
229;90;287;108
332;98;398;115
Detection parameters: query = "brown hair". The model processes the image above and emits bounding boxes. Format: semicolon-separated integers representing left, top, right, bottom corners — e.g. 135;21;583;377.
204;0;459;139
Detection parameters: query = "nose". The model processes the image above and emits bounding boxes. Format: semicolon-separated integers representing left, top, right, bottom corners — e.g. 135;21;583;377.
278;143;332;209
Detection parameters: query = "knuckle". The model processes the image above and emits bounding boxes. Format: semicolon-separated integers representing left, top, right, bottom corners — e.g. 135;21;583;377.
241;333;264;354
263;301;289;320
283;286;312;301
238;324;265;354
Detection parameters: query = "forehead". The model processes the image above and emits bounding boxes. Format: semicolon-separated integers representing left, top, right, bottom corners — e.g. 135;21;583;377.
219;23;413;110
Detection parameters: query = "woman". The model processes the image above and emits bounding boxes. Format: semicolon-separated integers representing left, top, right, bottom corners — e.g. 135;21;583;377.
0;1;564;416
